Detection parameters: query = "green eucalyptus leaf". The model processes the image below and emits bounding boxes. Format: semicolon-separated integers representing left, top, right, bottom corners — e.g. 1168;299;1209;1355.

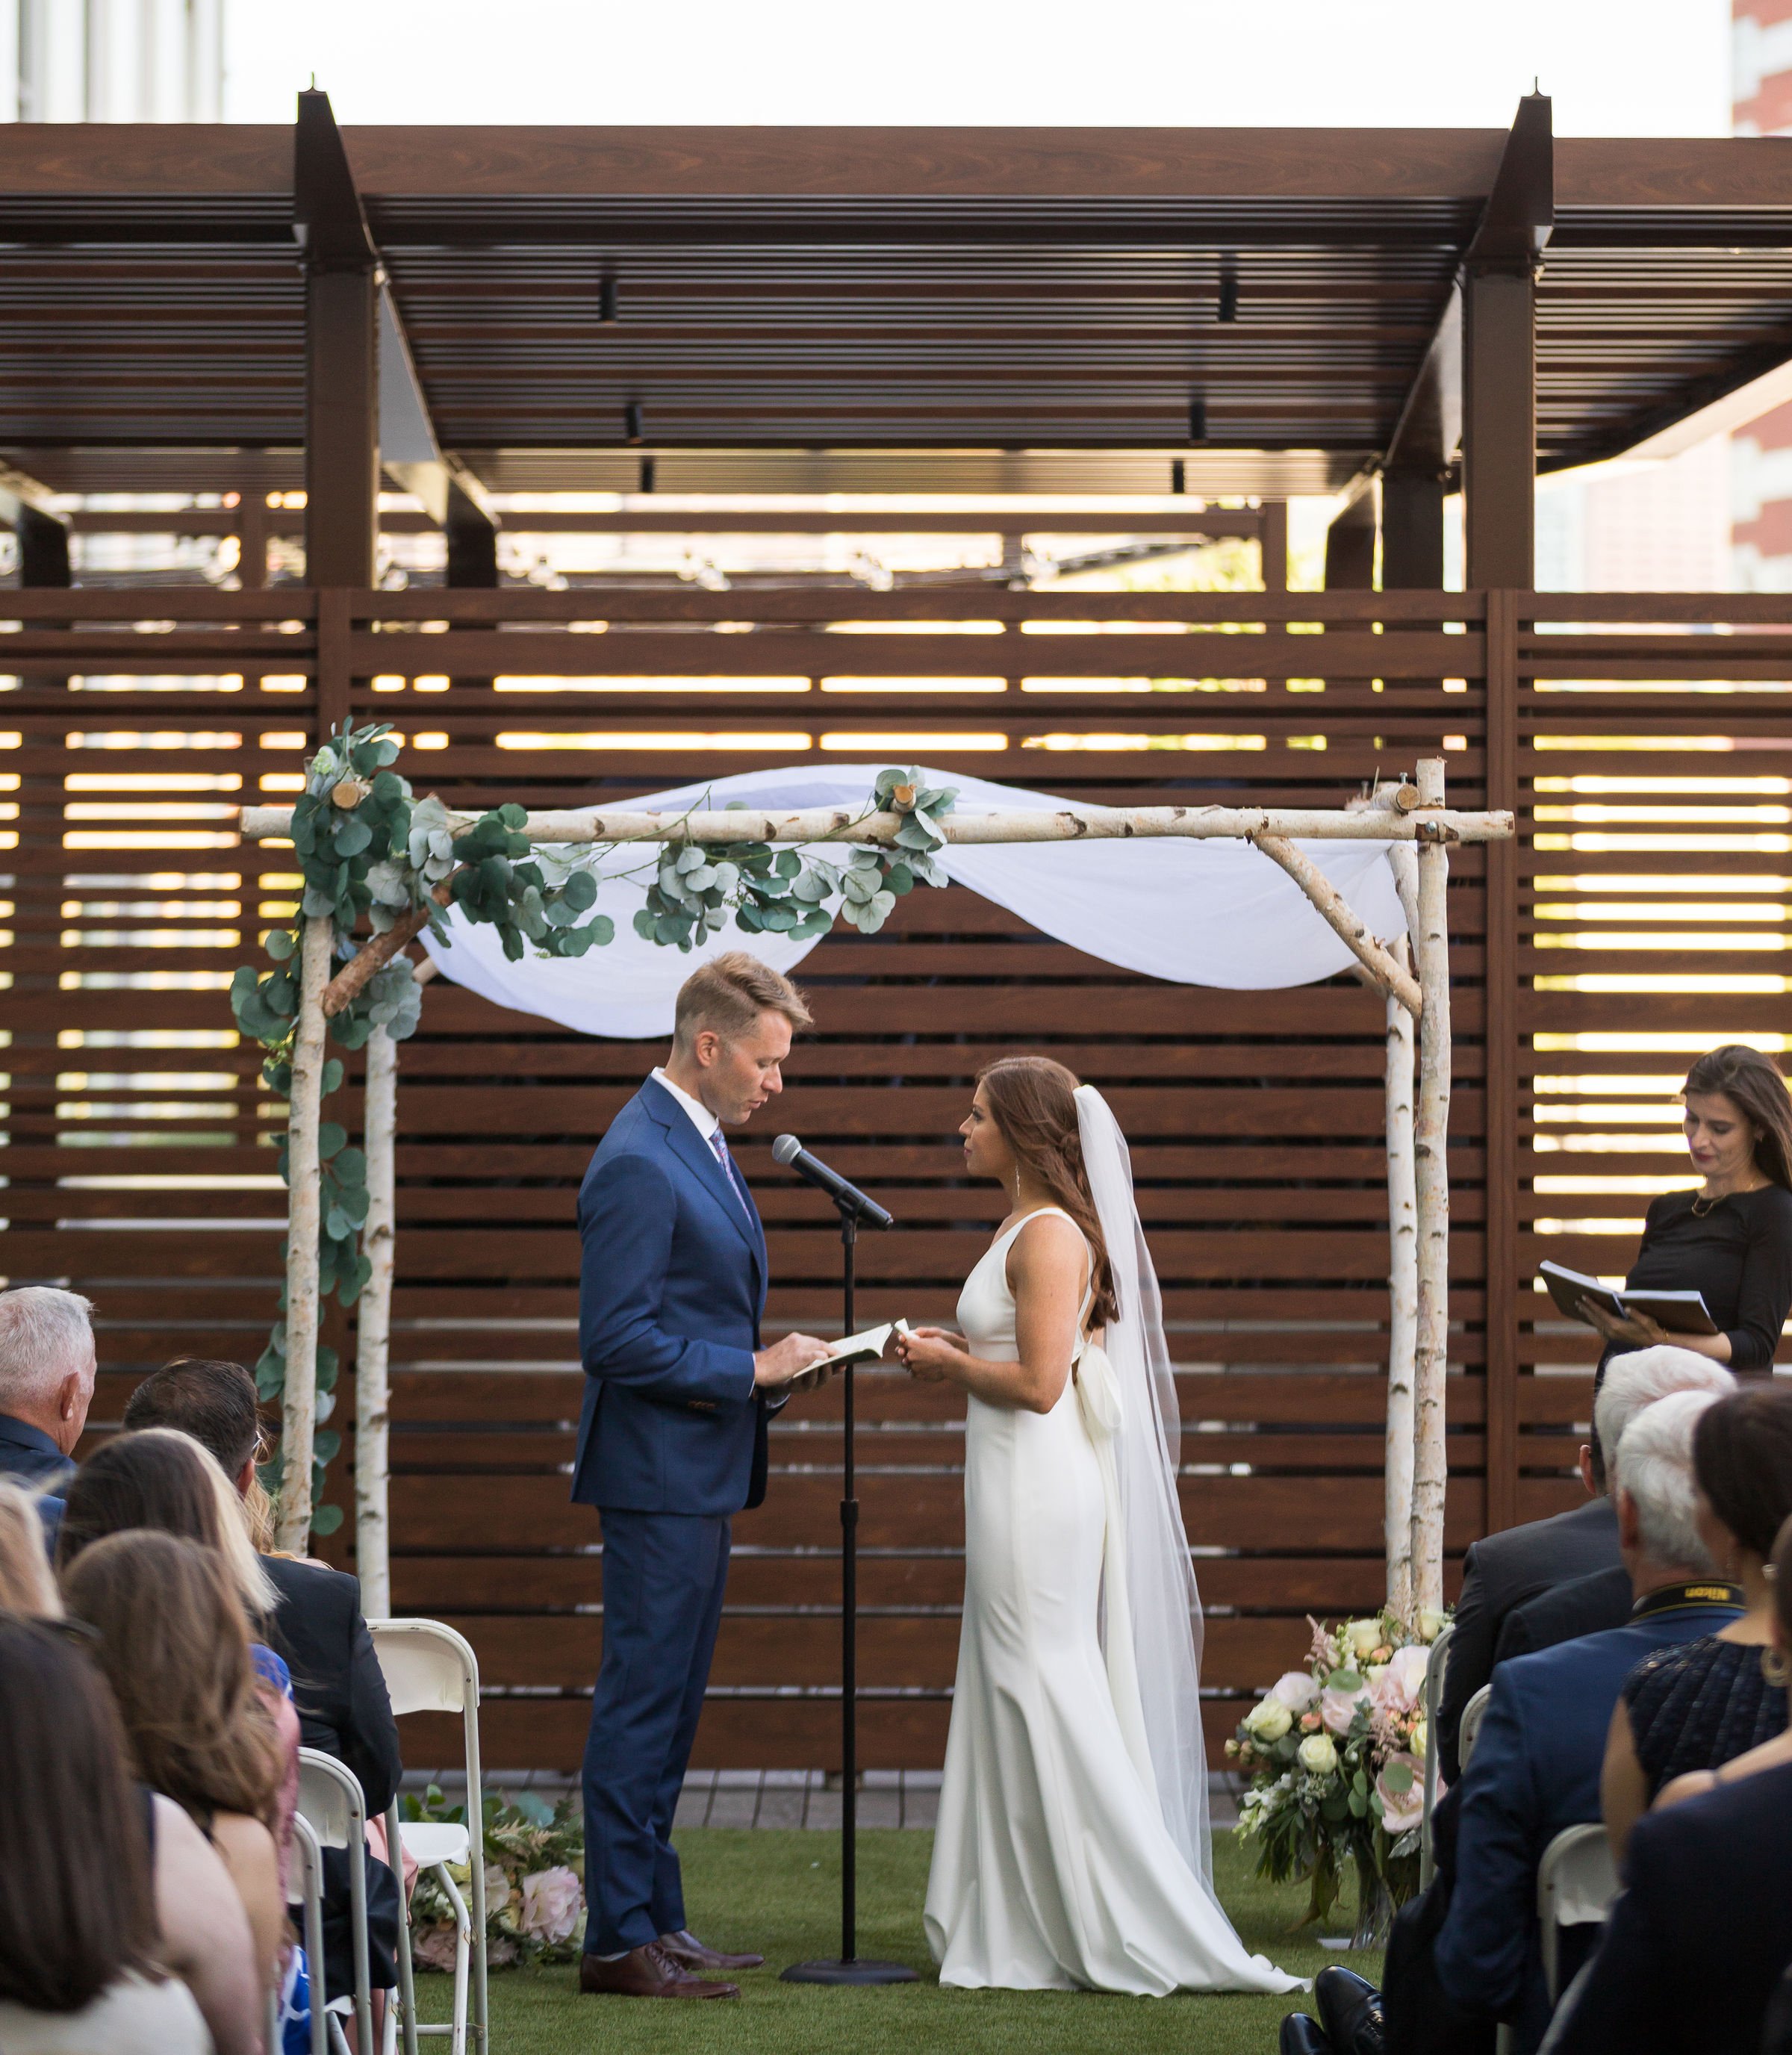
310;1502;344;1538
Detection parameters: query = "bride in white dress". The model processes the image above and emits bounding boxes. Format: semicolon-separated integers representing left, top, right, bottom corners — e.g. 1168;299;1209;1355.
895;1056;1297;1997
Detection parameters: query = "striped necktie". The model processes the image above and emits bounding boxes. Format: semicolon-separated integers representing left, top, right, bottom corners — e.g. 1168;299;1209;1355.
709;1128;754;1219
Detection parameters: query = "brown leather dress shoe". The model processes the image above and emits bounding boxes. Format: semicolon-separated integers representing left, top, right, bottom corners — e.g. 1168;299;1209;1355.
658;1928;766;1973
579;1942;740;1999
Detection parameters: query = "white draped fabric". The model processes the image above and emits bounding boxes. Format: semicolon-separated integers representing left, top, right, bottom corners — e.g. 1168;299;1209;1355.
420;763;1403;1037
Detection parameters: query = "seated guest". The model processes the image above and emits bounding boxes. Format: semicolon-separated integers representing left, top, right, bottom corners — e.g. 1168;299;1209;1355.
0;1608;261;2055
1436;1346;1735;1780
61;1529;289;1999
1543;1513;1792;2055
0;1479;58;1614
1284;1388;1740;2055
1430;1391;1743;2054
1600;1382;1792;1864
0;1287;96;1505
122;1354;405;2015
1496;1350;1735;1665
57;1424;277;1619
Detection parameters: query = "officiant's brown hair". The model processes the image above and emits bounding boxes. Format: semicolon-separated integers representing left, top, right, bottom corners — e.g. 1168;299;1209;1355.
977;1056;1118;1325
1683;1044;1792;1190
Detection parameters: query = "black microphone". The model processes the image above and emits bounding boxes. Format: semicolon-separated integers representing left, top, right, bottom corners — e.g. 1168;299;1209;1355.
772;1133;894;1230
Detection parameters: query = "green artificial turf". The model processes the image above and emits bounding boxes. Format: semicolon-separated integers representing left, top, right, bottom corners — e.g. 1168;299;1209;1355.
412;1826;1380;2054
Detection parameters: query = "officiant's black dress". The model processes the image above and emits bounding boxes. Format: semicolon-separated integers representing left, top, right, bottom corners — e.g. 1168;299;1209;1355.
1616;1185;1792;1371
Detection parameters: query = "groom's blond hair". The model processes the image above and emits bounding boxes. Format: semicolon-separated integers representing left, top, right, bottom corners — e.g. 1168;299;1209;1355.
673;951;813;1051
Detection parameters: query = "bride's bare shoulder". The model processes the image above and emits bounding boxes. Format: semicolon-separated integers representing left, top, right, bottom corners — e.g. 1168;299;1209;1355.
1006;1208;1087;1278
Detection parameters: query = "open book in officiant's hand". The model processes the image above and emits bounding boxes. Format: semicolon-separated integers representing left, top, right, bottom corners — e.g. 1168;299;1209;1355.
785;1320;915;1393
1537;1260;1719;1336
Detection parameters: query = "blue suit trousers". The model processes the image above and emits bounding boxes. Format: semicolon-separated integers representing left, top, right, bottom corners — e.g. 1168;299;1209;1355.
582;1507;732;1955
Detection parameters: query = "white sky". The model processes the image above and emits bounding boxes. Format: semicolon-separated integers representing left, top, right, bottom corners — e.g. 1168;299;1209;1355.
223;0;1733;134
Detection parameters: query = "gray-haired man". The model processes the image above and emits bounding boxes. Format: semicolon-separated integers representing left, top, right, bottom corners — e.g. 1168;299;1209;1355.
0;1286;97;1490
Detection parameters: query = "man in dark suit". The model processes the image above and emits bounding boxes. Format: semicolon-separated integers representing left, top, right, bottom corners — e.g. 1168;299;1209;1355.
1428;1389;1741;2055
0;1285;96;1490
1436;1345;1735;1782
121;1355;404;2010
575;954;831;2001
1494;1561;1633;1664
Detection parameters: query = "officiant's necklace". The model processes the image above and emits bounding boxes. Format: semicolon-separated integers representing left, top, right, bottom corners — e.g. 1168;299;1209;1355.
1693;1171;1768;1215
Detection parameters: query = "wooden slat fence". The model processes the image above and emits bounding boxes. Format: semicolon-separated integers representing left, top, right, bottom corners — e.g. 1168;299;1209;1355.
6;582;1778;1769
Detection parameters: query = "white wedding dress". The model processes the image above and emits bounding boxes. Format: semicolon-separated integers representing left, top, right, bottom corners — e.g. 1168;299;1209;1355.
923;1198;1298;1995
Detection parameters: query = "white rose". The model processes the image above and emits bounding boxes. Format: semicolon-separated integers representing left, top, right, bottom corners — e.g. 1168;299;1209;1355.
1268;1670;1321;1714
1345;1617;1385;1662
1244;1697;1292;1742
1297;1732;1340;1776
1417;1607;1448;1644
1410;1717;1429;1763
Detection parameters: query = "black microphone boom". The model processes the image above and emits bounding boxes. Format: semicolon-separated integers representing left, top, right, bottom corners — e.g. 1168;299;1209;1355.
771;1134;893;1230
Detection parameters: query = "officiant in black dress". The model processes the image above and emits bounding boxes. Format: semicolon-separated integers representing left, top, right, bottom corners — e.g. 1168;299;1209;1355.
1580;1045;1792;1373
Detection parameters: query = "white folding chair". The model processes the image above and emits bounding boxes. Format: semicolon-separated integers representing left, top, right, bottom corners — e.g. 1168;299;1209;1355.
290;1812;331;2055
1458;1681;1493;1771
1537;1823;1619;2005
296;1748;376;2055
367;1620;488;2055
1419;1622;1454;1890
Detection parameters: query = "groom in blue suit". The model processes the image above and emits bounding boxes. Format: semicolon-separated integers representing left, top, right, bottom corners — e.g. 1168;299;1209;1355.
575;952;830;2000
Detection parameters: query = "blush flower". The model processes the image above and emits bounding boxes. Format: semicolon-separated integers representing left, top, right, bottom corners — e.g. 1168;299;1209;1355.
1368;1644;1431;1716
1321;1680;1370;1735
519;1865;583;1946
1268;1670;1321;1714
1375;1753;1424;1835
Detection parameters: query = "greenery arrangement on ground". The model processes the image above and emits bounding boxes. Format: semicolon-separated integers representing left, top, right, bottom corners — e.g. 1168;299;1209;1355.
228;733;957;1532
409;1825;1364;2055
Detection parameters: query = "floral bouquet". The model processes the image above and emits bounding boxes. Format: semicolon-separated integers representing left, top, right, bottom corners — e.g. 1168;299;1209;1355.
403;1785;586;1970
1228;1608;1445;1938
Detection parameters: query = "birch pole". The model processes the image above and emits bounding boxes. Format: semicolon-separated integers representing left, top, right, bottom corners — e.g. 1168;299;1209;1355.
278;915;333;1551
1409;759;1453;1614
353;1018;399;1617
1384;943;1419;1623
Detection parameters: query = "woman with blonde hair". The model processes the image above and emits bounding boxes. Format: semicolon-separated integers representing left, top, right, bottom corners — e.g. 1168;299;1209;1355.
61;1529;290;1997
0;1476;58;1616
897;1055;1295;1995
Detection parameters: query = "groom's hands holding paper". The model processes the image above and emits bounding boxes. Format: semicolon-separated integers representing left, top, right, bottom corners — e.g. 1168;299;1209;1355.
754;1331;833;1388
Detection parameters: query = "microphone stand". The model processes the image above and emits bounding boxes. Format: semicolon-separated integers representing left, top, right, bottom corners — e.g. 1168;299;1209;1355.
781;1195;917;1986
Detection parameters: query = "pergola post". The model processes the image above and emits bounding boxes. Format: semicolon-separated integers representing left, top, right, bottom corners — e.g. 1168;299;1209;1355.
298;89;380;591
1410;757;1454;1612
1381;471;1446;591
1323;484;1377;589
1462;97;1548;1538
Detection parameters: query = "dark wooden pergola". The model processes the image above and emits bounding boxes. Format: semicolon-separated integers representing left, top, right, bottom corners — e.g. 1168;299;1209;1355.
7;94;1792;1769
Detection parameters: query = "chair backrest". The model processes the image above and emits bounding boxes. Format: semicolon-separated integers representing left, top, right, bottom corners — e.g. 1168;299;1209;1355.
296;1747;366;1852
368;1617;479;1718
1458;1681;1493;1770
1537;1823;1619;2004
1419;1622;1454;1891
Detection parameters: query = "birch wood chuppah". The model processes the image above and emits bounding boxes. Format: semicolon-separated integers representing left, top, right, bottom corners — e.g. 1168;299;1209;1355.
240;757;1511;1623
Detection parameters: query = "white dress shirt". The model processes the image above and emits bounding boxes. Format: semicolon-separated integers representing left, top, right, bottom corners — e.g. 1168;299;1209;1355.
650;1065;719;1141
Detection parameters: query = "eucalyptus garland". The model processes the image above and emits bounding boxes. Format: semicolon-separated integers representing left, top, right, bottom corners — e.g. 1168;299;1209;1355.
231;729;956;1534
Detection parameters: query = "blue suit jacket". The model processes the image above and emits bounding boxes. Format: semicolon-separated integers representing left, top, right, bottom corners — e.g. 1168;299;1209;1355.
1434;1592;1743;2054
571;1078;773;1516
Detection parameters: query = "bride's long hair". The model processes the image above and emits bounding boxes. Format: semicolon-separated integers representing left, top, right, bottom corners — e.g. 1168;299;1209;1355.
977;1056;1118;1325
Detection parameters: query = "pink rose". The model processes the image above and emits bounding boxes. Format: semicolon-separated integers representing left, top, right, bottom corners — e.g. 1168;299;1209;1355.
519;1865;583;1947
1368;1645;1430;1717
410;1923;461;1975
1321;1682;1369;1735
1375;1753;1424;1835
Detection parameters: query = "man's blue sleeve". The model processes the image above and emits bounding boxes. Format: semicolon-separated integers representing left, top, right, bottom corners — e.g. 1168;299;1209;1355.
1433;1670;1543;2018
579;1151;756;1408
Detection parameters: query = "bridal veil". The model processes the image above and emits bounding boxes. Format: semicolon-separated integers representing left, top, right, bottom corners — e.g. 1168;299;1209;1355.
1073;1083;1213;1880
